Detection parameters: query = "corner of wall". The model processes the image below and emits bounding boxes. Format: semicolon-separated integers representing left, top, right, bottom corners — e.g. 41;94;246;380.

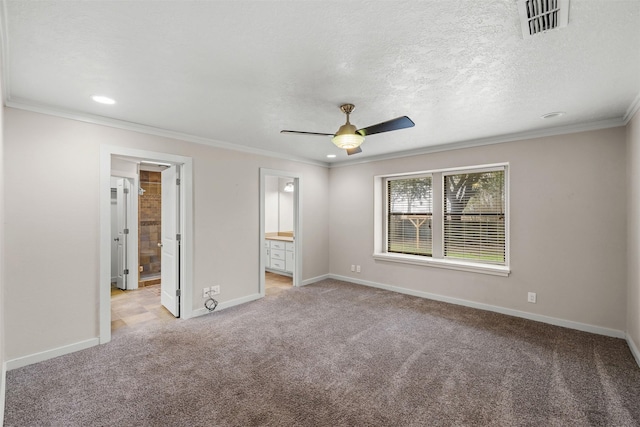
627;108;640;368
0;27;7;424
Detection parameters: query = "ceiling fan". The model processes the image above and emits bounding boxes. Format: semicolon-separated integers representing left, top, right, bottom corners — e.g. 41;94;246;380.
281;104;415;155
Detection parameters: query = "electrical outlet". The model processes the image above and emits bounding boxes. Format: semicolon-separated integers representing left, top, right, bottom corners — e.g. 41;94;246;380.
203;287;210;298
211;285;220;296
356;265;361;273
351;265;355;272
527;292;537;303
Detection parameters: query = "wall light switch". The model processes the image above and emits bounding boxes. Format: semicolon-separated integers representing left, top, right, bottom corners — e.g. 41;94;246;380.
351;265;355;272
356;265;361;273
527;292;537;303
211;285;221;296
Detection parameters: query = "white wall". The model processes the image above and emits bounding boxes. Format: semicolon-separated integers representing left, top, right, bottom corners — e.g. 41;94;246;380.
329;127;628;332
627;110;640;363
3;107;330;360
265;176;279;233
278;178;294;232
265;176;294;234
111;157;138;177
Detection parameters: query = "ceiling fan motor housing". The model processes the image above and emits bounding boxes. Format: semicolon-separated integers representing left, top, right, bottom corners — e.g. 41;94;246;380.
332;104;364;149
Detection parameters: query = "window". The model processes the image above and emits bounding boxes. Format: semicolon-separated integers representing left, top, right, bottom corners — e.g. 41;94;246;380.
374;164;509;276
387;175;433;256
443;170;505;264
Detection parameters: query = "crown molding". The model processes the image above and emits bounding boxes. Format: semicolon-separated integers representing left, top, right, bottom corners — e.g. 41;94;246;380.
5;99;631;171
624;91;640;124
329;117;627;168
5;100;330;168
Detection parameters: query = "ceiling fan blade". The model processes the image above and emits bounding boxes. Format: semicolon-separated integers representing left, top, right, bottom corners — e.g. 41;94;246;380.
357;116;415;136
280;130;333;137
346;146;362;156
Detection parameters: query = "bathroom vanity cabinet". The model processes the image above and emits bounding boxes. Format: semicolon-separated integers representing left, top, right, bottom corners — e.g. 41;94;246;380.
265;236;294;274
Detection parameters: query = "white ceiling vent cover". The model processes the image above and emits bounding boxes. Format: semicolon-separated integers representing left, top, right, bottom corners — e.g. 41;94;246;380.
518;0;569;38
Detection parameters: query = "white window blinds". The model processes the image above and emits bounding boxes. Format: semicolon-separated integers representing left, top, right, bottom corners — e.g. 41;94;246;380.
387;176;433;256
443;169;505;264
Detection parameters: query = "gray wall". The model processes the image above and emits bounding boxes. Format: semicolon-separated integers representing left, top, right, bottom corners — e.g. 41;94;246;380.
3;107;330;360
2;105;637;370
627;110;640;359
0;55;6;424
329;127;628;332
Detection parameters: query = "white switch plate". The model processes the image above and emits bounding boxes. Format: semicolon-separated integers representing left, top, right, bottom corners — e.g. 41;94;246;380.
356;265;361;273
527;292;537;303
211;285;220;296
351;265;355;272
203;287;210;298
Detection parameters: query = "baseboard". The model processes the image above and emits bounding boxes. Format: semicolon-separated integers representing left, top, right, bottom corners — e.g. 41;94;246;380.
0;361;6;427
301;274;330;287
190;293;262;318
5;338;100;371
329;275;626;339
627;334;640;368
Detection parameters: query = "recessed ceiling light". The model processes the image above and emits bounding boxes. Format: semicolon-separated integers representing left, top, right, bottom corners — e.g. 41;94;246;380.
540;111;565;119
327;154;337;158
91;95;116;105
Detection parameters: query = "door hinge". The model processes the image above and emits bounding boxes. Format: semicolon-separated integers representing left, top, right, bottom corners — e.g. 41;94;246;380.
176;289;181;297
176;234;181;241
123;228;129;235
176;178;181;185
124;269;129;275
123;188;130;194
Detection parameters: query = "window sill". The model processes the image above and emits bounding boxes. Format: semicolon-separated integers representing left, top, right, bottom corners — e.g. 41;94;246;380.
372;252;511;277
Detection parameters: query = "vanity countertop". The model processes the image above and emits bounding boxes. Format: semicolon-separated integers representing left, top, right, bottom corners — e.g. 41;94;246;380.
265;232;294;242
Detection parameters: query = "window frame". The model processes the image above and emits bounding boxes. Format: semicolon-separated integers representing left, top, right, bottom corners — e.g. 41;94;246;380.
374;163;510;277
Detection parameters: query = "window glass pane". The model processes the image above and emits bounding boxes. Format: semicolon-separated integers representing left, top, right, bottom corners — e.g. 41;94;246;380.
387;176;432;256
443;170;505;264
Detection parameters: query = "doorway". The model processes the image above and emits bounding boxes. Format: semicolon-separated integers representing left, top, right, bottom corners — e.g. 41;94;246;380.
109;160;180;334
259;168;302;296
100;146;194;344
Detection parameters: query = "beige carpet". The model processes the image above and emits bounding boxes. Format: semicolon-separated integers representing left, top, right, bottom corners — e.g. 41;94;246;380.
4;279;640;426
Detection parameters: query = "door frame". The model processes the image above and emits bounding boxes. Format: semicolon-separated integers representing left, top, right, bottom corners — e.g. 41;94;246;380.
100;145;194;344
259;168;302;296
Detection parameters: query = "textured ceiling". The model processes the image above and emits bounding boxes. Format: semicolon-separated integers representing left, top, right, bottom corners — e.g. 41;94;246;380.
2;0;640;165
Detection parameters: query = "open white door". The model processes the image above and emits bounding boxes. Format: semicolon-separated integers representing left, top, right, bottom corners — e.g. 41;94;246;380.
115;178;130;290
161;165;180;317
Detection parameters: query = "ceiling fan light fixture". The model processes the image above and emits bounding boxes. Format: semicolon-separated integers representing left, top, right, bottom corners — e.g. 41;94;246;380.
331;123;364;149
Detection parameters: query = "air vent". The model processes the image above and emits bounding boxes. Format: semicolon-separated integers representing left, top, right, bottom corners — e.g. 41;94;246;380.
518;0;569;38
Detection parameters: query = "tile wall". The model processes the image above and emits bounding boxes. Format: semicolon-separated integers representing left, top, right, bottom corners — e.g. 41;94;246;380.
139;171;161;282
